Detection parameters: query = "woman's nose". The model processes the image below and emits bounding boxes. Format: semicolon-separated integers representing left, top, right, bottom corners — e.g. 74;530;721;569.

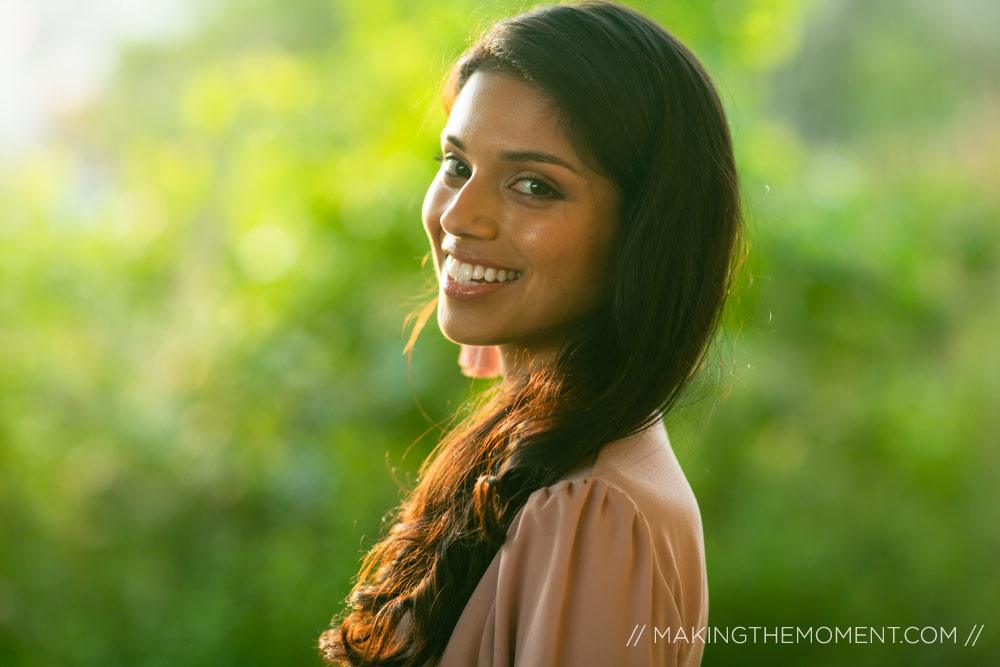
439;177;500;240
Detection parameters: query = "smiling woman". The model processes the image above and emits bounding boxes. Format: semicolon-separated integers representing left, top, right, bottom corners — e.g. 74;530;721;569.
320;2;744;666
426;72;619;376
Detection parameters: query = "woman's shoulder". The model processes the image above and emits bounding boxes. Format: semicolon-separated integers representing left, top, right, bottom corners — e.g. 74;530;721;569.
514;414;706;544
483;420;708;666
554;415;705;537
509;474;649;544
510;416;708;617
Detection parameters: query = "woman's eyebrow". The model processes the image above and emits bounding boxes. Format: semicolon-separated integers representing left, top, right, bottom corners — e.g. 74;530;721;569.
443;134;579;175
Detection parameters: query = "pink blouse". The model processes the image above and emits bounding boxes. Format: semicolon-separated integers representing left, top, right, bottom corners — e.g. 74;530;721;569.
436;417;709;666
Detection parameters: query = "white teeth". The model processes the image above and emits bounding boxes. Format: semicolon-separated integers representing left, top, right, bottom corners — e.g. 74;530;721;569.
443;253;522;286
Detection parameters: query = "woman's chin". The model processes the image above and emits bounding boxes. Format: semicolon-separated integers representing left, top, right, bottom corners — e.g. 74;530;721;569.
439;329;500;347
437;314;502;347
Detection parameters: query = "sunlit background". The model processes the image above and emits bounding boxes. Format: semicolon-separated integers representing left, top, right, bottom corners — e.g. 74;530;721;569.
1;0;997;665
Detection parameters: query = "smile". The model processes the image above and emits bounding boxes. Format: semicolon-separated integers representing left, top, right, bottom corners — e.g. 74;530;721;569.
444;254;522;286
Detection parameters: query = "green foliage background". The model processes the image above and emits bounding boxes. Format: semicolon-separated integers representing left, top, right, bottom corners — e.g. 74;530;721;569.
1;0;997;664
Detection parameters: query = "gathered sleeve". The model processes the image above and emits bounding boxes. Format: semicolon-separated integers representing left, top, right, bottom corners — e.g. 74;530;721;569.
483;477;690;667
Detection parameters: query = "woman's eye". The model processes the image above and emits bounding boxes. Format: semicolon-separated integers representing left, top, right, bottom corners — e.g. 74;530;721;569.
442;156;471;179
512;178;558;198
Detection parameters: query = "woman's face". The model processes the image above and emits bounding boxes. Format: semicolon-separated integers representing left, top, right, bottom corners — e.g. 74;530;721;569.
422;71;618;371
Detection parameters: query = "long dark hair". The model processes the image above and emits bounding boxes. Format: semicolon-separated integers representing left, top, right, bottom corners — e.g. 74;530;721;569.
320;2;744;664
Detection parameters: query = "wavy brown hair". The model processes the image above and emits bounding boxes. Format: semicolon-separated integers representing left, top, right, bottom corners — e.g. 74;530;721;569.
319;2;745;665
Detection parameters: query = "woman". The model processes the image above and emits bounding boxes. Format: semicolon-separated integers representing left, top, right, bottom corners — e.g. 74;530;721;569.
320;2;743;665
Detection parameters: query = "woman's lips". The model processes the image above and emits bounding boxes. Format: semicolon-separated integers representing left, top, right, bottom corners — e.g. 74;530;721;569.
441;270;520;301
443;253;522;283
441;246;520;273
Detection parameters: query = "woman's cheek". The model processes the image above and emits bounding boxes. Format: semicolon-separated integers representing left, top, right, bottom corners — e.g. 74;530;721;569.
421;182;444;237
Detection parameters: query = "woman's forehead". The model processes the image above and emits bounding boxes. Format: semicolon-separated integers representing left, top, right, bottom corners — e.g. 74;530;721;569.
443;71;581;166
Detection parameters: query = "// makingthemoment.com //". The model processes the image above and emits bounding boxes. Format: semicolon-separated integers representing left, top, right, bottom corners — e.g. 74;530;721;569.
624;624;985;647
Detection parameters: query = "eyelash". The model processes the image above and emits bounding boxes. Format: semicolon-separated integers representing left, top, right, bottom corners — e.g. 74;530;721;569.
432;152;564;200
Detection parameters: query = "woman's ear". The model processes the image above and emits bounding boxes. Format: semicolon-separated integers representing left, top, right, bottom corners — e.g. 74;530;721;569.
459;345;503;378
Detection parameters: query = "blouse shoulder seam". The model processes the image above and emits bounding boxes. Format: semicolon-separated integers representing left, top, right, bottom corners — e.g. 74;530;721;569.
522;476;654;530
